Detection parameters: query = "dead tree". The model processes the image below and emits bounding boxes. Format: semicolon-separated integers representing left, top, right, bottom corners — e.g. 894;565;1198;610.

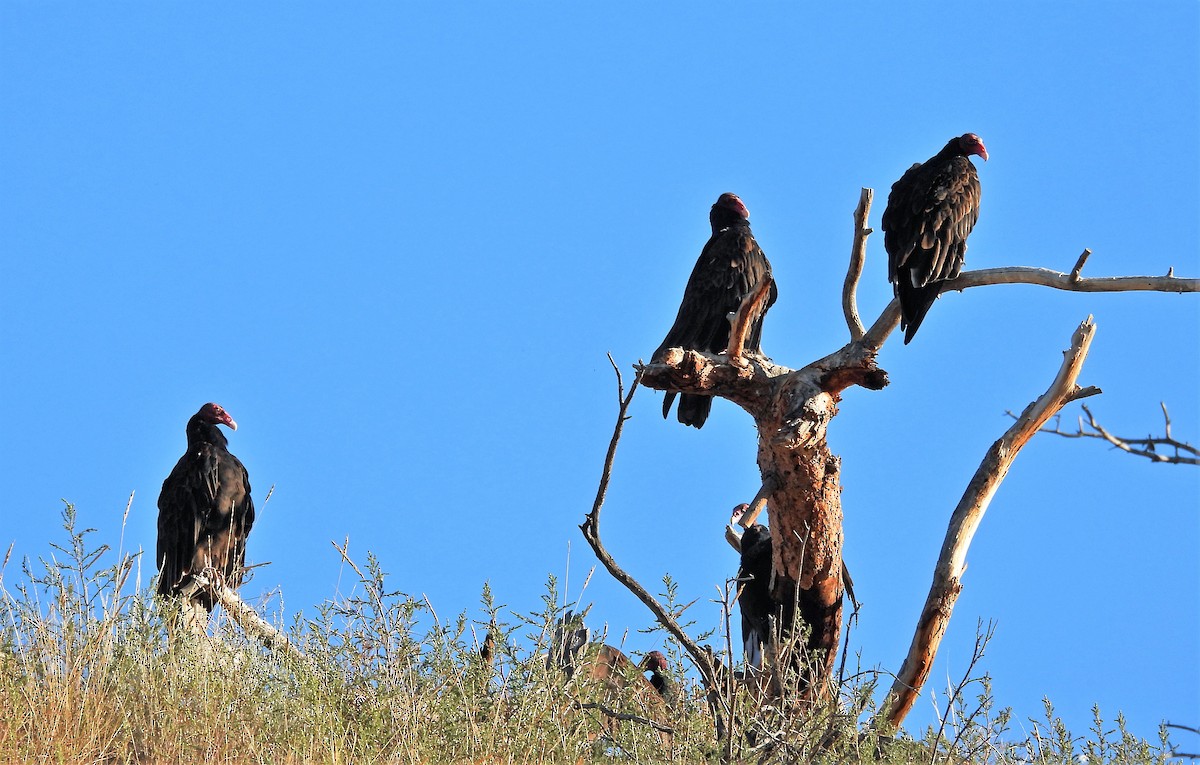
633;188;1198;716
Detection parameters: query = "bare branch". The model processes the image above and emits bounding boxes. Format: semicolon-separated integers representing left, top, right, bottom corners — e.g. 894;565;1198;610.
878;316;1099;733
842;188;874;341
1069;248;1092;281
860;256;1198;351
580;355;729;733
949;265;1199;293
727;274;776;366
738;476;778;529
180;573;311;668
1030;402;1198;465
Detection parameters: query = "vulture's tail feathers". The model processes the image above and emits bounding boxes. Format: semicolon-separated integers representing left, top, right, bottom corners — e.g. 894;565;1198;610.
897;280;942;344
677;394;711;429
661;391;677;420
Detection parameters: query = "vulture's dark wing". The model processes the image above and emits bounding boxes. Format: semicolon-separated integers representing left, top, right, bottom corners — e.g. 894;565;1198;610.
654;225;774;359
737;524;773;669
655;225;775;428
217;451;255;588
156;450;209;597
883;156;981;343
156;443;255;598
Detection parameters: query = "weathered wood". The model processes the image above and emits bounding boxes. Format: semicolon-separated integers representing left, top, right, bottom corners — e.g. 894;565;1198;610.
842;188;874;341
634;192;1196;727
877;317;1100;732
727;273;776;366
180;572;311;668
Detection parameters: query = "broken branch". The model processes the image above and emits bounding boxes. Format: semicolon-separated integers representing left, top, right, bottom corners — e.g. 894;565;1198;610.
842;188;874;341
878;316;1100;732
727;273;776;365
180;574;311;668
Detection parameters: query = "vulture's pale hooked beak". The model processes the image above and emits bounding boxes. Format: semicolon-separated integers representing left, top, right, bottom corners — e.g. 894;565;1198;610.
226;418;238;431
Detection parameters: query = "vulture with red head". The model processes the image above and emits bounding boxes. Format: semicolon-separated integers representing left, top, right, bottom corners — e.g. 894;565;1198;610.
653;192;776;428
737;522;773;669
882;133;987;343
156;403;255;611
640;650;681;710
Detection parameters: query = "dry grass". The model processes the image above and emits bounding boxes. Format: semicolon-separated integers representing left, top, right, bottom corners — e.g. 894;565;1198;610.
0;504;1180;764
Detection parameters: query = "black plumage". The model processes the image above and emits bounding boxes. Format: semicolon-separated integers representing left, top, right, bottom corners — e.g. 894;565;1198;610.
737;523;773;669
156;402;255;611
653;193;777;428
882;133;987;343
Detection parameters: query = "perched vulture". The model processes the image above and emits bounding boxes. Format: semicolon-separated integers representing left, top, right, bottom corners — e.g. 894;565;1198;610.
156;402;255;611
549;612;672;745
640;650;681;710
653;192;777;428
882;133;987;344
736;522;773;669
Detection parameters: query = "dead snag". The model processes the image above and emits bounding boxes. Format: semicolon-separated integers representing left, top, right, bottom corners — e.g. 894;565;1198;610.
877;317;1100;732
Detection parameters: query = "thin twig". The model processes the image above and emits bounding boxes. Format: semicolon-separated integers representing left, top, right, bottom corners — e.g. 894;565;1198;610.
575;701;675;734
1024;402;1197;465
580;353;729;736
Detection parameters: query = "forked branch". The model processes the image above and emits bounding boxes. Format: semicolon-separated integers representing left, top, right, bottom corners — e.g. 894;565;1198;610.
877;316;1101;732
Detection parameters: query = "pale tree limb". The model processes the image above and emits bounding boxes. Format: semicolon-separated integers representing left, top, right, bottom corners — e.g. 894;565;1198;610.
842;188;874;342
1027;402;1198;466
180;573;311;668
860;258;1198;351
877;316;1102;733
579;353;730;738
727;273;776;366
1069;248;1091;281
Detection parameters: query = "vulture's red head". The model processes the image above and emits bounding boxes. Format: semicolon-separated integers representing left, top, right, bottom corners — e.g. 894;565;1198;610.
197;402;238;431
714;192;750;221
957;133;989;162
642;650;669;673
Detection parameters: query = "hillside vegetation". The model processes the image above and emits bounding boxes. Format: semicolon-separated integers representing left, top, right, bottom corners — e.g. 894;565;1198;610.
0;505;1178;764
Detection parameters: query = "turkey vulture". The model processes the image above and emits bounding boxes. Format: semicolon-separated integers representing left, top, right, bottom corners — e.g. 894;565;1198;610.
640;650;681;710
156;402;255;612
653;192;777;428
549;613;672;745
882;133;987;344
737;522;773;669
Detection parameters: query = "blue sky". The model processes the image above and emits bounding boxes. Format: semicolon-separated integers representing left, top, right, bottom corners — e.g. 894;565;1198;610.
2;1;1197;746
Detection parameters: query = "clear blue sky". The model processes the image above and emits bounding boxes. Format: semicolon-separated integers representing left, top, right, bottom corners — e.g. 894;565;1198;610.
2;1;1197;746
